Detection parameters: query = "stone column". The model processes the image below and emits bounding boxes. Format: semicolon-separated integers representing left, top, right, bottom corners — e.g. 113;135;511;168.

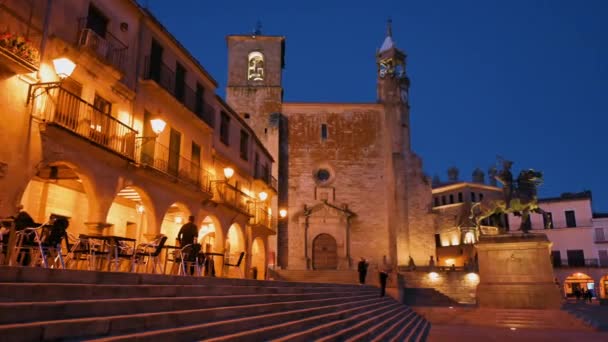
475;233;561;309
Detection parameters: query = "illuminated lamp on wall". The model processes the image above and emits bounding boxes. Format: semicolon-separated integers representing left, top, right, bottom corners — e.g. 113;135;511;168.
258;191;268;202
428;272;440;281
223;167;234;180
27;57;77;105
279;208;288;219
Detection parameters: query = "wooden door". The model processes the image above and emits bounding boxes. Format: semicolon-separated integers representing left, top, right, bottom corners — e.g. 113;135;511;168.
312;234;337;270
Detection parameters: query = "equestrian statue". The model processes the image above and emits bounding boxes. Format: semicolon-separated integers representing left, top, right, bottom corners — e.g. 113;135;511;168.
470;158;551;234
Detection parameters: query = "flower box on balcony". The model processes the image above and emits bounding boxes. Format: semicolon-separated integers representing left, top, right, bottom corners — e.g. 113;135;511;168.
0;33;39;74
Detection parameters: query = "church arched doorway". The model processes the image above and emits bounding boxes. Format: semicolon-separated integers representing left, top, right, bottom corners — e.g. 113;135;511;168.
312;233;338;270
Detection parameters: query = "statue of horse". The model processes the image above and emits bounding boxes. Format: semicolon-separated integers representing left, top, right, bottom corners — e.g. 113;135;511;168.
470;169;550;234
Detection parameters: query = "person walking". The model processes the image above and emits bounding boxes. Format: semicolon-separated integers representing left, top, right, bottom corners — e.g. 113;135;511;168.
357;257;369;285
177;216;198;247
177;216;198;275
379;264;390;297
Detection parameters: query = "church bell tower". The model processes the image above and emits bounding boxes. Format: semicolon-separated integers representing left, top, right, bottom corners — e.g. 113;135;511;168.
377;19;411;152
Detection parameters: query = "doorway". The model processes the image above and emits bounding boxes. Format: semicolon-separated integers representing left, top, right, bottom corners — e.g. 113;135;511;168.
312;233;338;270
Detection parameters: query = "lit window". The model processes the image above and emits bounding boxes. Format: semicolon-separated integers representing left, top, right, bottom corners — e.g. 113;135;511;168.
247;51;264;81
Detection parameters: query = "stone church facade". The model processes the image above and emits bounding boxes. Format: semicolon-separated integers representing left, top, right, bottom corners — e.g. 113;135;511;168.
226;24;436;270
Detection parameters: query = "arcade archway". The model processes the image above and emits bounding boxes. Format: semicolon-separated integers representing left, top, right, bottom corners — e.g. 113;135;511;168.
225;223;245;278
159;203;191;245
106;186;154;241
19;162;91;236
251;237;266;280
564;272;595;298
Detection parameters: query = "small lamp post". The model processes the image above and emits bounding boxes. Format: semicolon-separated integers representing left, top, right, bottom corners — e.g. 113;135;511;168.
223;167;234;181
52;57;76;79
279;208;288;219
27;56;77;104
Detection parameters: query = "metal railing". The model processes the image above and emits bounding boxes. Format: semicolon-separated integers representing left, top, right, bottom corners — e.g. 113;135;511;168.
143;56;215;128
553;258;600;268
78;20;128;73
212;182;253;215
250;205;276;231
254;165;277;192
135;139;212;193
30;85;137;159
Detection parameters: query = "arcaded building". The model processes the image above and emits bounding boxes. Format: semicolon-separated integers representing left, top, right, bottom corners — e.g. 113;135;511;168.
226;24;436;270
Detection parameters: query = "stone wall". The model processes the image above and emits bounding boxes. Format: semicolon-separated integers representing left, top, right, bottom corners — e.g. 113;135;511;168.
404;153;436;266
282;103;390;269
400;270;479;304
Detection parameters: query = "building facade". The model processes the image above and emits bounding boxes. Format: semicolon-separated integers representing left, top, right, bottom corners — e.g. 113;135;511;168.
225;23;436;270
507;191;608;299
0;0;276;278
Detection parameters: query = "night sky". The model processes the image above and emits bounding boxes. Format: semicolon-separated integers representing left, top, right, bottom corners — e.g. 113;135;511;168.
143;0;608;212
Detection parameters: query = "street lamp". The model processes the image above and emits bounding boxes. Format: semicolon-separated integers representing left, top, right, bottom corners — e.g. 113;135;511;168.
150;118;167;135
136;118;166;143
27;56;77;104
223;167;234;180
279;208;288;219
52;57;76;79
258;191;268;202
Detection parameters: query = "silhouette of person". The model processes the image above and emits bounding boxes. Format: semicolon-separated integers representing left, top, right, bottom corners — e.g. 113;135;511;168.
379;263;390;297
357;257;368;285
177;216;198;247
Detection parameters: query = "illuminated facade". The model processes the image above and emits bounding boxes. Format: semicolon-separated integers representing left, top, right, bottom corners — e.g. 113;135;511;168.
226;22;437;270
0;0;275;279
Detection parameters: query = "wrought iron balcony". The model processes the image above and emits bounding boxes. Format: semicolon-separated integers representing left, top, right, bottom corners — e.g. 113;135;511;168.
29;85;137;159
250;205;277;232
254;164;277;192
143;56;215;128
212;182;253;215
135;139;212;194
77;21;127;73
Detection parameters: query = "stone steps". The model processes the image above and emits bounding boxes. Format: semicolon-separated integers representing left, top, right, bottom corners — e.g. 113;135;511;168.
0;282;364;302
402;287;459;306
0;292;378;324
0;266;429;341
414;306;595;331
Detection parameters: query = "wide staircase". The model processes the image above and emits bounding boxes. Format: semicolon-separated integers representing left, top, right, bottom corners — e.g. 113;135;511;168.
414;306;595;331
401;288;459;307
0;266;430;341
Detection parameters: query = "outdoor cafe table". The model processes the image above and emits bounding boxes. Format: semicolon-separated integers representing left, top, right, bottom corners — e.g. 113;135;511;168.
79;234;136;272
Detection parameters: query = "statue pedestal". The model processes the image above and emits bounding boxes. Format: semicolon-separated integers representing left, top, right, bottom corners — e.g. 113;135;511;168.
475;233;561;309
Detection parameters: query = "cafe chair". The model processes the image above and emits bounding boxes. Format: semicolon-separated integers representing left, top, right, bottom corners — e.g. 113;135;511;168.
176;243;202;276
223;251;245;278
131;235;167;273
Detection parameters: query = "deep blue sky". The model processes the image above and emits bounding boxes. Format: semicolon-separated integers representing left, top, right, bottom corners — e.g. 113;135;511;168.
144;0;608;212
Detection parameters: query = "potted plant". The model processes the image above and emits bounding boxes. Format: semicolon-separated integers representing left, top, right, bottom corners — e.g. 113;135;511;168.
0;31;40;66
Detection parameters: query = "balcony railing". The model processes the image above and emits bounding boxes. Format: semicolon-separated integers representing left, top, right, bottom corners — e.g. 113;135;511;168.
250;205;277;231
254;165;277;192
143;56;215;128
553;258;600;268
30;85;137;159
212;182;253;215
135;139;212;193
78;20;128;73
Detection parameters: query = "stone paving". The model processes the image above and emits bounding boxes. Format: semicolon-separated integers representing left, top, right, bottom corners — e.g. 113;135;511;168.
563;300;608;331
429;324;608;341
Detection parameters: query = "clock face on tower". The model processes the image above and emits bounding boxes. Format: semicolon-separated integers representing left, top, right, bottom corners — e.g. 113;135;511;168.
379;58;394;78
